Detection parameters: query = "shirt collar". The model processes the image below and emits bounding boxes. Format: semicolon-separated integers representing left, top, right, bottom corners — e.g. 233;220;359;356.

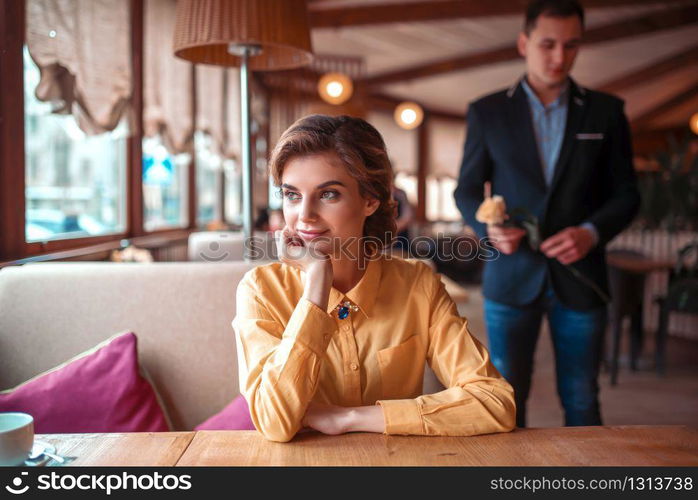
521;75;570;110
326;256;382;319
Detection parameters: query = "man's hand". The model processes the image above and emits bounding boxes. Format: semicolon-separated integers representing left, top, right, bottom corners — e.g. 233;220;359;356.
487;225;527;255
540;226;595;265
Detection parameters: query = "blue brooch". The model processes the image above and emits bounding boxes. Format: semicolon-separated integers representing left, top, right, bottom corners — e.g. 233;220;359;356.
336;300;359;320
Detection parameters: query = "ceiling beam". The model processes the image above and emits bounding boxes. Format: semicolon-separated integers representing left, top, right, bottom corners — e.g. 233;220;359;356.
258;71;466;123
367;93;464;123
598;45;698;94
632;82;698;129
363;4;698;87
309;0;689;29
365;47;519;87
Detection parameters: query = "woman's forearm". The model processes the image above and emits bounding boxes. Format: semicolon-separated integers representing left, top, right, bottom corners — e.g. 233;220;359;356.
346;405;386;433
302;261;333;311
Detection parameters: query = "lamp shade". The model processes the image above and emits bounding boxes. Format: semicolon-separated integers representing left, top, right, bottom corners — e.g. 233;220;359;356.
173;0;313;70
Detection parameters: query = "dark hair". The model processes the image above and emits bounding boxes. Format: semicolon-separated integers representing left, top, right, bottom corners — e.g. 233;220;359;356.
269;114;396;254
524;0;585;34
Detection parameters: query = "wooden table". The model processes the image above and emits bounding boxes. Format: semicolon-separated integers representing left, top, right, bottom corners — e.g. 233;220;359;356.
37;426;698;466
606;253;675;275
38;432;194;466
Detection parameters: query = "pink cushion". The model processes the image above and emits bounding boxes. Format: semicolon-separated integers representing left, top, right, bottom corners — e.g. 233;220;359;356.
195;394;255;430
0;332;169;433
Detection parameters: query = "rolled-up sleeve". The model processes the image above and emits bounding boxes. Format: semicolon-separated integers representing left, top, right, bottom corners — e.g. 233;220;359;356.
233;270;338;442
378;270;516;436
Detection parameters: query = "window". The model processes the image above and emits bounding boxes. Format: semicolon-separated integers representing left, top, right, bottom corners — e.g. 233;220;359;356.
440;177;461;221
427;176;461;222
224;160;242;225
395;173;460;222
23;47;127;243
394;172;417;206
195;131;222;226
426;176;441;222
142;135;189;231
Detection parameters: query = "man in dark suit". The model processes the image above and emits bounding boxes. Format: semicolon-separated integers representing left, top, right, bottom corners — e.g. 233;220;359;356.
454;0;640;428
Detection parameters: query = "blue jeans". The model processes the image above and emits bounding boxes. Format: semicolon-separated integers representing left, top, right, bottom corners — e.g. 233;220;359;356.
484;285;607;428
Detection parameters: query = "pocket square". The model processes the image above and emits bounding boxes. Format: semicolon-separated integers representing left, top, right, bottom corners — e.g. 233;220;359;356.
576;133;604;140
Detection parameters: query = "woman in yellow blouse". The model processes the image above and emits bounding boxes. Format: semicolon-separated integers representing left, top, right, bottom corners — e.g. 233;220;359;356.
233;115;515;442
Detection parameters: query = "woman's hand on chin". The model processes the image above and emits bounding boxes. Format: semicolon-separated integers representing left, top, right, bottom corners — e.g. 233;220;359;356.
276;226;332;275
277;226;333;311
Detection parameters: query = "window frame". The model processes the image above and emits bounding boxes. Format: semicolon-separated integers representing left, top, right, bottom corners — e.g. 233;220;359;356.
0;0;200;263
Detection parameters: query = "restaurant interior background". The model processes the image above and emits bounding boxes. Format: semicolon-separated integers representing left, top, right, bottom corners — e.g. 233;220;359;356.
0;0;696;432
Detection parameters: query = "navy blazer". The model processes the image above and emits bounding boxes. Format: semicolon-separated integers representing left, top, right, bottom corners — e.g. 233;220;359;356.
454;78;641;310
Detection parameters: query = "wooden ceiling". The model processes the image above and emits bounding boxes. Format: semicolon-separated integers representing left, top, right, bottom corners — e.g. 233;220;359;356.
308;0;680;27
307;0;698;129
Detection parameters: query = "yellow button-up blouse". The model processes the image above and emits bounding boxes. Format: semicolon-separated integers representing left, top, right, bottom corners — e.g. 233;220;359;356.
233;255;516;442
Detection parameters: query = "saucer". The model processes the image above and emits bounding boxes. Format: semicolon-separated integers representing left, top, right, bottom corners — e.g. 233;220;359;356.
24;441;57;467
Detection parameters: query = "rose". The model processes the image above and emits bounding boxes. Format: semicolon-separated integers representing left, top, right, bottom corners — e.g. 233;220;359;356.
476;195;609;302
475;195;508;226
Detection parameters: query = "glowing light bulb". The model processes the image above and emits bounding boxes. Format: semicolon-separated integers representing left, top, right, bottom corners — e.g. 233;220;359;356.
327;81;344;98
318;73;353;105
394;102;424;130
401;109;417;124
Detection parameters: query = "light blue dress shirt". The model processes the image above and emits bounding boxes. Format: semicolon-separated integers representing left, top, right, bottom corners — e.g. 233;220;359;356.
521;77;598;245
521;78;568;186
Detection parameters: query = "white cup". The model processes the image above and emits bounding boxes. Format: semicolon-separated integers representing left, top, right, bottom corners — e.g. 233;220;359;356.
0;413;34;466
